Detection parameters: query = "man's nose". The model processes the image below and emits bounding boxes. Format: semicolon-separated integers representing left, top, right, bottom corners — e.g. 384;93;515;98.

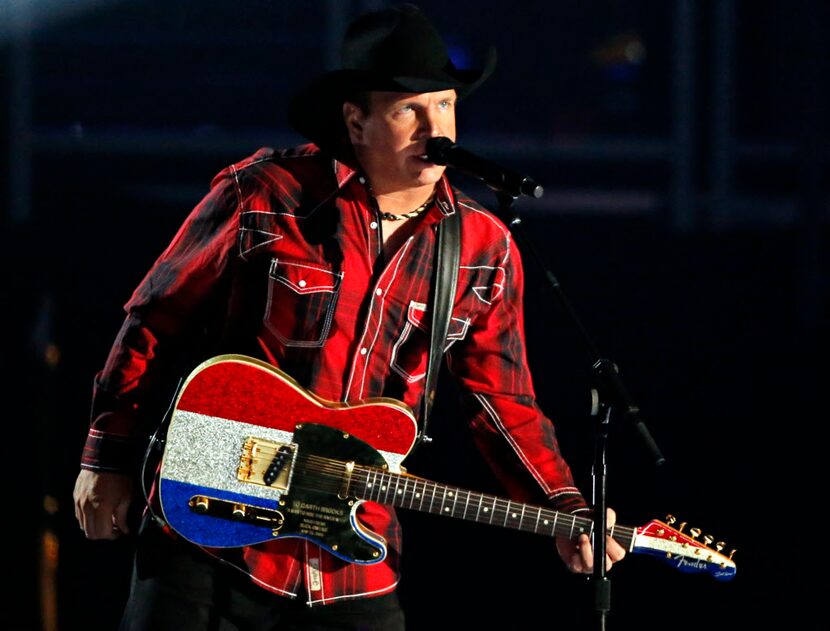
419;109;444;138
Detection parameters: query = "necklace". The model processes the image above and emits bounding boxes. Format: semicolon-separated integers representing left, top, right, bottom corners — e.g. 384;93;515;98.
379;194;435;221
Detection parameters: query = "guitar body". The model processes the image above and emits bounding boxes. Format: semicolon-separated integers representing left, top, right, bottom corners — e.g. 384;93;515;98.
159;355;418;563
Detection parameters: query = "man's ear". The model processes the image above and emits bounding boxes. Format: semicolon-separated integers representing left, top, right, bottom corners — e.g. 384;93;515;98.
343;102;365;144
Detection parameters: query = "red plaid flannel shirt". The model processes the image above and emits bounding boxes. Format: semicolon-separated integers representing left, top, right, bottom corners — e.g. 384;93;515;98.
81;144;588;605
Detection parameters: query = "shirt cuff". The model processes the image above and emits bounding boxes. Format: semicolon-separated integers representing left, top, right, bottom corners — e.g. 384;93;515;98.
80;428;137;473
548;487;590;514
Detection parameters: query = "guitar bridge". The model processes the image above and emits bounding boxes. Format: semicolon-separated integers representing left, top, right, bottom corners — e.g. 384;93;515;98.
237;437;296;490
188;495;286;531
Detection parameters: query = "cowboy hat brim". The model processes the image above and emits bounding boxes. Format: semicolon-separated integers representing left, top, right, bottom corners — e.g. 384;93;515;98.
288;47;496;160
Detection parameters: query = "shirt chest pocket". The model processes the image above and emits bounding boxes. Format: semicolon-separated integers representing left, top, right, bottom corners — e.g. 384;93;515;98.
264;259;343;348
390;300;470;383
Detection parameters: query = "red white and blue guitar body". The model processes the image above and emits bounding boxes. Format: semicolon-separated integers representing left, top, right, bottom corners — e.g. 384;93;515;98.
158;354;737;580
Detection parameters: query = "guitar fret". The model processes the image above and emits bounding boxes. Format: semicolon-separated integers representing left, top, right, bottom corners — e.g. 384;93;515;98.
475;494;484;523
450;488;458;516
366;469;374;500
440;487;449;516
389;473;401;504
488;497;496;524
373;470;382;502
399;476;409;507
504;499;512;527
382;471;391;503
534;507;541;533
462;490;470;519
419;479;426;510
412;477;420;509
427;481;437;514
568;514;576;538
519;504;526;530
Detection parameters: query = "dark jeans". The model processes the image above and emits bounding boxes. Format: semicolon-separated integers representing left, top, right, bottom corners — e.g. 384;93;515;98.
120;518;406;631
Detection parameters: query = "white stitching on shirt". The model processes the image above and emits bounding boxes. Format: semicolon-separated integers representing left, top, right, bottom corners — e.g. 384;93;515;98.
346;236;414;399
472;392;553;495
461;264;506;304
458;203;513;265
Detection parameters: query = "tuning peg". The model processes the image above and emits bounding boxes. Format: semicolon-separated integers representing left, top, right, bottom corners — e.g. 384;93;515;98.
689;527;701;539
729;549;737;560
703;535;714;546
665;514;676;526
678;521;687;533
715;541;725;552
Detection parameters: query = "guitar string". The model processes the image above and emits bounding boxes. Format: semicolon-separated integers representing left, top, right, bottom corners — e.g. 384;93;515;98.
231;445;727;559
255;450;635;540
251;451;637;542
263;450;634;541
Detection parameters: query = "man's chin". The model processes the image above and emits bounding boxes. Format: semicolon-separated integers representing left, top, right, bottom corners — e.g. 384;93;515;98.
414;163;446;186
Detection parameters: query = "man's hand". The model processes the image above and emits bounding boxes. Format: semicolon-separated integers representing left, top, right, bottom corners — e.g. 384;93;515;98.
73;469;134;540
555;508;627;573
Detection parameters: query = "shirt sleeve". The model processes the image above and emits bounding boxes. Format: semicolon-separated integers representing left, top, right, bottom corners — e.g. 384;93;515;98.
446;232;589;515
81;172;240;472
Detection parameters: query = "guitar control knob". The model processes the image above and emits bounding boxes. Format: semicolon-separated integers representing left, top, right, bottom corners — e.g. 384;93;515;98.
689;527;701;539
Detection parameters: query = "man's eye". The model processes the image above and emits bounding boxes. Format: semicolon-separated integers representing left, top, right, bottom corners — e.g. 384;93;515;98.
439;100;454;109
399;104;414;113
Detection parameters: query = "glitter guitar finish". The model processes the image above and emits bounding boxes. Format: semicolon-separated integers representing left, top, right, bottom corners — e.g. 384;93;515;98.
158;354;737;580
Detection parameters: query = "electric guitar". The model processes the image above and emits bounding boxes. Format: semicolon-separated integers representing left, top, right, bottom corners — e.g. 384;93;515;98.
157;354;737;581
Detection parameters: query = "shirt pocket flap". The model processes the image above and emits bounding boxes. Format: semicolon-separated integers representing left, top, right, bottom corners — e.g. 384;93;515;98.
406;300;470;341
270;259;343;294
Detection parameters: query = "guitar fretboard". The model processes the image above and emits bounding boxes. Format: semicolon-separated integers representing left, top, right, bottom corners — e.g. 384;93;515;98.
293;453;635;547
351;463;634;547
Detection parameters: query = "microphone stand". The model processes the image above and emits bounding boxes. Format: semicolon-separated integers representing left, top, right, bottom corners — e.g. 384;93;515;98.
493;190;666;631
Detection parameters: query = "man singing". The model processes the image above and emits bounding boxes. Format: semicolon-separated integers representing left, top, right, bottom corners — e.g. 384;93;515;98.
74;4;624;629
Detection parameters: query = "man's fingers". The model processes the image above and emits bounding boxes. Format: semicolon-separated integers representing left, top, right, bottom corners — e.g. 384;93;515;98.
113;497;131;535
607;537;627;562
577;534;593;573
83;503;118;540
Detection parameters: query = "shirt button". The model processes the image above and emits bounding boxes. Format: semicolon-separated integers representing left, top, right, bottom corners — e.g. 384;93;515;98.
375;288;383;296
359;176;366;184
298;279;307;288
360;347;368;356
370;221;378;230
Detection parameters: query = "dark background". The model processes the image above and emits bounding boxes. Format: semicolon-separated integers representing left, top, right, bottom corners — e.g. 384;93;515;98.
3;1;826;629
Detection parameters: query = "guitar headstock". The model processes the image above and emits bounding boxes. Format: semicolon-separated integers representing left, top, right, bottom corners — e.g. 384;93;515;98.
633;515;736;581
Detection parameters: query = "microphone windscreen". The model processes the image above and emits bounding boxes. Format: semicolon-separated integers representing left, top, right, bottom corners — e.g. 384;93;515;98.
425;137;455;165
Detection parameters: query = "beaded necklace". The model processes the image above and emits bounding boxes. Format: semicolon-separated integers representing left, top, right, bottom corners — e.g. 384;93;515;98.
379;194;435;221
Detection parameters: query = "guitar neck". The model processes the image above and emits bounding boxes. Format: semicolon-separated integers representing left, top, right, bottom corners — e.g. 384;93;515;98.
349;464;635;548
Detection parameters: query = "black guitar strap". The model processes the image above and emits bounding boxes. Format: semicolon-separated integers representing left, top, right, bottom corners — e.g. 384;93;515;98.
419;208;461;447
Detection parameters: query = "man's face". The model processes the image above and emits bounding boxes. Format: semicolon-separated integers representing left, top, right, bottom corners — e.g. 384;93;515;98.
344;89;457;195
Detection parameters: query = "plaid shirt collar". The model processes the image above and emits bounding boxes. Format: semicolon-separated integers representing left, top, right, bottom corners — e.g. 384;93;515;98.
332;157;458;220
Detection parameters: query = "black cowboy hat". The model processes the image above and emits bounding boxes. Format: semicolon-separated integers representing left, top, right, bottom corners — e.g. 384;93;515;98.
288;3;496;159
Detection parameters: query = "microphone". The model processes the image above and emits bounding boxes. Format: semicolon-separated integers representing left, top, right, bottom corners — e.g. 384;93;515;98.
425;137;544;199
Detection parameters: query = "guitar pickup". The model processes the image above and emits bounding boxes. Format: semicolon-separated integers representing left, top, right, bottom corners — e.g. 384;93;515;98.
237;438;296;490
188;495;285;530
